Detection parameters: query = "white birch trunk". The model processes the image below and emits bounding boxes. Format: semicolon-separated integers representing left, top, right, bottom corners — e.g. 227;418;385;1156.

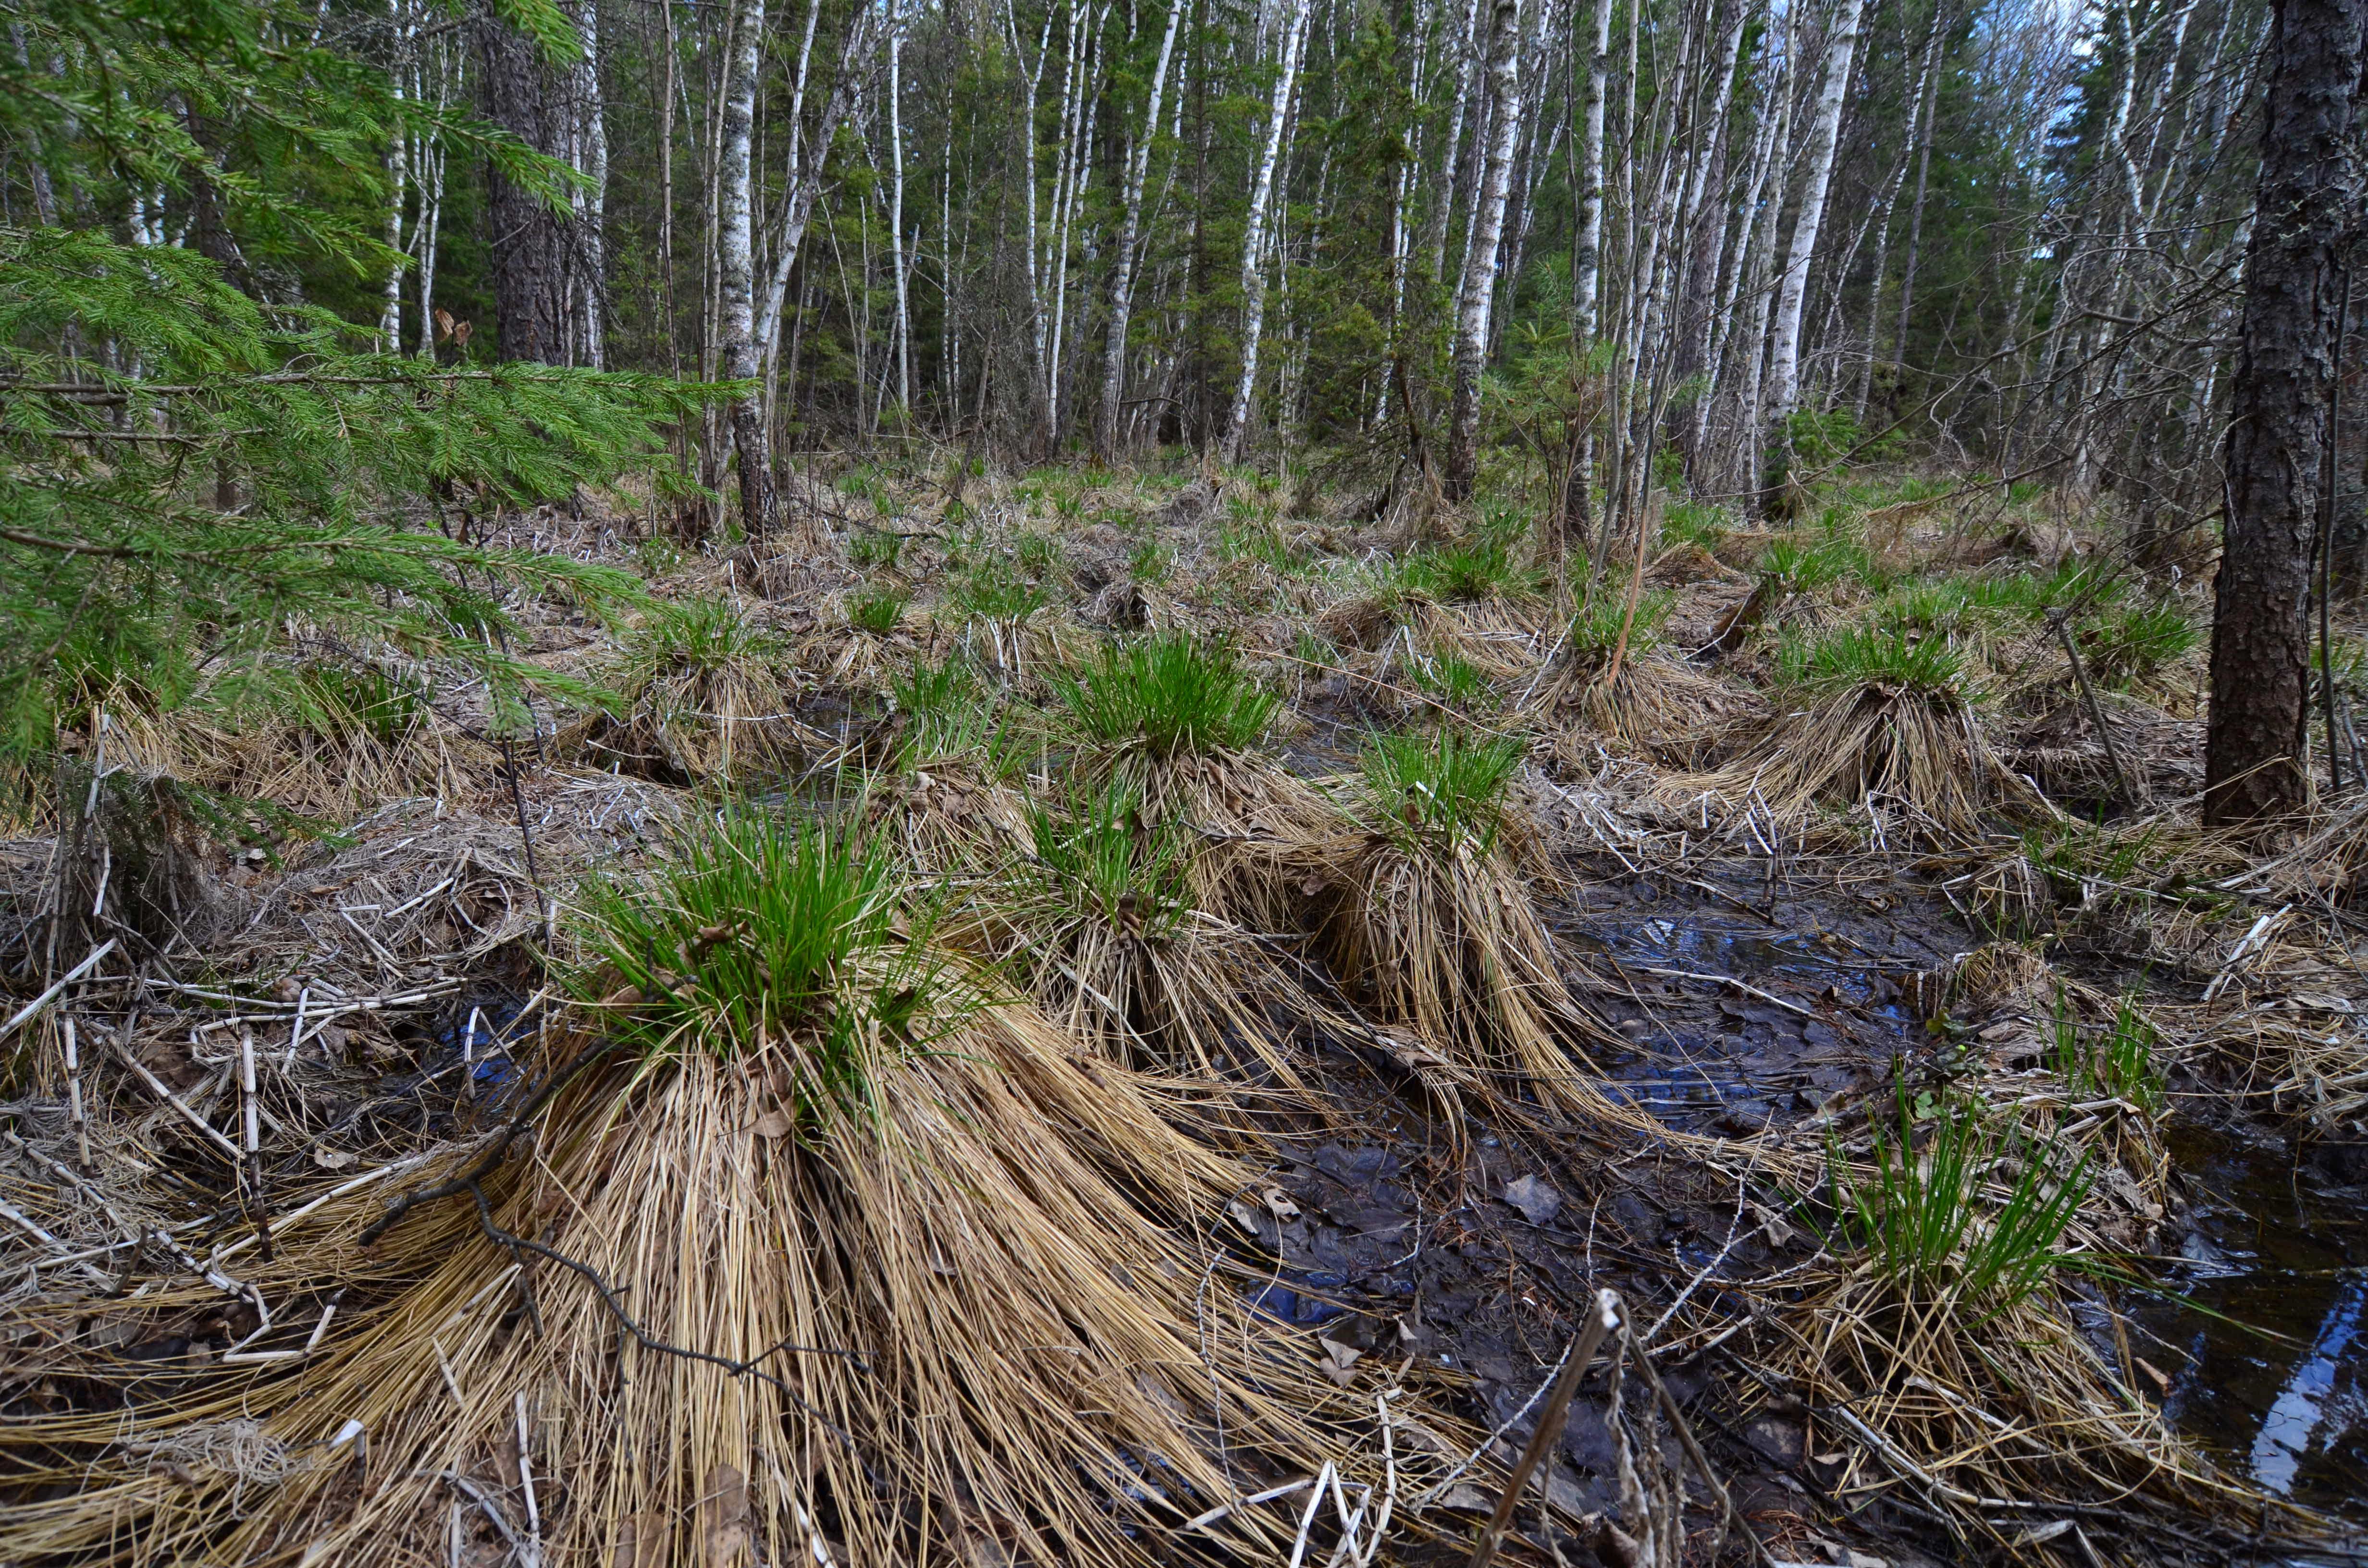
1443;0;1526;500
1222;0;1314;460
1764;0;1865;446
380;0;412;353
887;0;912;413
717;0;770;533
1094;0;1187;458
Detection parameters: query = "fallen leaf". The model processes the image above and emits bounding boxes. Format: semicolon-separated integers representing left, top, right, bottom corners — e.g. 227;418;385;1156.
703;1464;752;1566
310;1146;358;1170
750;1109;793;1139
1317;1336;1364;1384
1749;1200;1797;1247
1812;1451;1848;1466
1501;1173;1563;1225
1437;1482;1494;1512
1260;1186;1301;1223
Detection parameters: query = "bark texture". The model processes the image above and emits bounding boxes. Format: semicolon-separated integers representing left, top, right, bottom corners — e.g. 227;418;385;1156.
1764;0;1864;444
717;0;771;536
480;12;567;365
2205;0;2368;821
479;8;604;367
1444;0;1525;502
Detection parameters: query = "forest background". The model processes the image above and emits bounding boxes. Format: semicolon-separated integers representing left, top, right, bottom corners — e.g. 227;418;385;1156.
0;0;2346;815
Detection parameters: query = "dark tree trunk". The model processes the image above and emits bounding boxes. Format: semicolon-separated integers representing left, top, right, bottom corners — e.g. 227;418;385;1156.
479;12;568;366
2206;0;2368;822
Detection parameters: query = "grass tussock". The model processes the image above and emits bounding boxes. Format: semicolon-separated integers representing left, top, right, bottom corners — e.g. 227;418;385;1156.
1291;727;1638;1126
1057;630;1279;756
95;656;456;821
1758;1083;2252;1546
580;811;949;1121
1529;587;1748;759
592;598;807;783
4;810;1366;1566
963;778;1325;1082
1721;625;2037;837
1059;632;1336;934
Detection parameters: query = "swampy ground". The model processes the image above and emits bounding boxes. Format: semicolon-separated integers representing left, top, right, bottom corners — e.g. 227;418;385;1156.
7;455;2368;1568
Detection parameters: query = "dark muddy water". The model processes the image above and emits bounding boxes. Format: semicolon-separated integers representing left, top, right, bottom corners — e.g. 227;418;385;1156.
2137;1126;2368;1517
1564;865;2368;1525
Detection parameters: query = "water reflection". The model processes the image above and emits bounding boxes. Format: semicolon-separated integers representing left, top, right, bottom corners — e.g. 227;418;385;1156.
2248;1276;2367;1496
2146;1129;2368;1518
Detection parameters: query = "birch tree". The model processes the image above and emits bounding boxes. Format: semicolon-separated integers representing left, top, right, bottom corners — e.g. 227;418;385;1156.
1442;0;1526;500
1764;0;1866;460
1223;0;1315;459
1095;0;1188;459
716;0;770;534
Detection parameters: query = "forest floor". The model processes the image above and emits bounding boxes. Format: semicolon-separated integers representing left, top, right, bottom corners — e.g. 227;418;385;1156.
6;451;2368;1567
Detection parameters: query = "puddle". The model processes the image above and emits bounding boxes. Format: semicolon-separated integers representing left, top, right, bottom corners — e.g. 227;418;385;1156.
1558;864;2368;1524
2138;1126;2368;1519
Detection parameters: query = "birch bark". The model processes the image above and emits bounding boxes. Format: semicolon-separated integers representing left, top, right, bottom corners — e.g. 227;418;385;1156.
1095;0;1188;459
716;0;771;534
1223;0;1314;459
1763;0;1865;453
1443;0;1525;500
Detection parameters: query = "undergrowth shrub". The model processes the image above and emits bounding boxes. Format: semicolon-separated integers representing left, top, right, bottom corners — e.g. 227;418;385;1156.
1058;633;1278;755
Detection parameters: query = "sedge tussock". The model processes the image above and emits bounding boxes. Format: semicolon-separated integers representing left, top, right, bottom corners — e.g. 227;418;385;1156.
586;597;811;784
1713;626;2042;842
954;777;1332;1088
1531;652;1752;764
1057;632;1340;934
869;653;1036;874
7;821;1368;1566
1759;1088;2282;1551
97;659;461;822
1289;729;1643;1128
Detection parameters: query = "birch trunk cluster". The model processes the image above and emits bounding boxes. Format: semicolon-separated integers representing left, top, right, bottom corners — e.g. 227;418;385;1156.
323;0;2292;572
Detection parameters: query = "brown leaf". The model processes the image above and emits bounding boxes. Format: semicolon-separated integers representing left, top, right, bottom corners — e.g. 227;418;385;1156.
612;1514;666;1568
750;1109;793;1139
703;1464;751;1565
1317;1336;1364;1386
1501;1173;1563;1225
